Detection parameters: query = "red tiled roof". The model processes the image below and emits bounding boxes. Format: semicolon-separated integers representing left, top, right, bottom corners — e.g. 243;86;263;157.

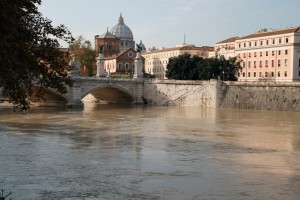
238;27;300;40
216;37;239;44
142;45;213;55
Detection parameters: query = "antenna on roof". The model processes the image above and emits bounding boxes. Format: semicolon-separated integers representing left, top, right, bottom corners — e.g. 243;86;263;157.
183;33;186;45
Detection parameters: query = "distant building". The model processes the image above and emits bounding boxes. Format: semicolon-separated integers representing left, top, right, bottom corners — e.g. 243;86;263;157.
210;27;300;82
94;14;145;74
212;36;239;59
236;27;300;82
142;45;214;80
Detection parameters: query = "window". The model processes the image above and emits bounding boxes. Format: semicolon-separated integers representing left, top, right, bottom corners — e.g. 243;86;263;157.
286;38;289;43
238;43;241;48
118;63;122;69
249;53;251;57
278;71;280;77
125;64;129;69
279;38;282;44
272;51;275;56
254;61;257;68
248;72;251;77
260;52;262;57
298;71;300;77
271;72;274;77
243;53;246;58
285;59;288;67
299;59;300;68
259;72;262;77
272;60;274;67
260;41;263;46
259;60;262;67
265;72;268;77
265;60;268;67
244;43;246;47
255;41;257;46
285;50;288;55
238;73;240;77
242;62;246;68
248;61;251;68
284;71;287;77
254;72;256;77
278;59;281;67
266;51;268;56
254;52;257;57
272;39;275;44
243;72;245;77
278;50;281;55
266;40;269;45
249;42;251;47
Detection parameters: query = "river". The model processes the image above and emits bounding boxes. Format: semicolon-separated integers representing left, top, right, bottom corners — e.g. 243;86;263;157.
0;103;300;200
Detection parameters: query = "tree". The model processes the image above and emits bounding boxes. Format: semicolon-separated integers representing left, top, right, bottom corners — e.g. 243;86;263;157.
69;36;96;76
166;54;241;81
0;0;74;108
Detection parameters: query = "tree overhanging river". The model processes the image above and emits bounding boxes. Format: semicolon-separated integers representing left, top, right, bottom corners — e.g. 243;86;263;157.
0;103;300;200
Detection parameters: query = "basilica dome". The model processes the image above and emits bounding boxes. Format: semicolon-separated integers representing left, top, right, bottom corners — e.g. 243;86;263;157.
110;14;134;41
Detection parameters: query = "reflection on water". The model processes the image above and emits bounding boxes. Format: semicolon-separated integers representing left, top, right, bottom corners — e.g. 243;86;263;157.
0;103;300;200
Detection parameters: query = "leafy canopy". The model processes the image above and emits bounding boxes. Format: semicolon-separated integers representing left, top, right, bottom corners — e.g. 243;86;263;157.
0;0;74;108
69;36;96;76
166;54;241;81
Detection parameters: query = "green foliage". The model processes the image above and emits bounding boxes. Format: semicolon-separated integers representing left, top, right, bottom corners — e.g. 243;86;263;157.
0;0;74;108
69;36;96;76
166;54;241;81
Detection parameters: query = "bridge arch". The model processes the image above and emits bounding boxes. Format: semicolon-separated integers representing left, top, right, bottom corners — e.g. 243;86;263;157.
29;86;69;106
81;84;136;104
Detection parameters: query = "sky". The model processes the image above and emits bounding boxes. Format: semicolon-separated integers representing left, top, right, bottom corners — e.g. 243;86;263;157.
39;0;300;49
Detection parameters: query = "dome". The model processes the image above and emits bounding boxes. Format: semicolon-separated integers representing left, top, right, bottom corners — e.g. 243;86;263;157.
110;14;134;41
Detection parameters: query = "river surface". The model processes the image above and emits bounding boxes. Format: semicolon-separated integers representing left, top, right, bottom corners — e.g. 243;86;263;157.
0;103;300;200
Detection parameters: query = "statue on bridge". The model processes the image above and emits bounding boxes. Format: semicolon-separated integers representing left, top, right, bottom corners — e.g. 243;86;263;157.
136;43;142;53
68;55;81;77
98;44;104;54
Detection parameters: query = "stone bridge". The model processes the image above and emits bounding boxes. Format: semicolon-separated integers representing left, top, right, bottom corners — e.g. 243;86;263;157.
67;77;144;106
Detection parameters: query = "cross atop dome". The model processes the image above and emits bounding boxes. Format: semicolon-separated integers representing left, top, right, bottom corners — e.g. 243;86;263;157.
118;13;124;25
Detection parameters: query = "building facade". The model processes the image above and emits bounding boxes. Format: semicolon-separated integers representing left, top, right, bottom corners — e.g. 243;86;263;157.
212;37;239;59
94;14;145;75
142;45;214;80
211;27;300;82
236;27;300;82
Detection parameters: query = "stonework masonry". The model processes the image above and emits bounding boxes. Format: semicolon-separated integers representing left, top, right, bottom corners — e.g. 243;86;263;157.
143;80;219;107
144;80;300;112
219;81;300;112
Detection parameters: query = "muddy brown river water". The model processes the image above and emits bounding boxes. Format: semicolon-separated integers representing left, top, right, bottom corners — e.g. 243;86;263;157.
0;103;300;200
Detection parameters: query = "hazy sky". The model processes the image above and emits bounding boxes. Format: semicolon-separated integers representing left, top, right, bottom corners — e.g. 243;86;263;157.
39;0;300;49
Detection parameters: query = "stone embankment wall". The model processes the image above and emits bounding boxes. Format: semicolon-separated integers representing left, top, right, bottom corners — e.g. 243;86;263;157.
143;80;219;107
219;81;300;112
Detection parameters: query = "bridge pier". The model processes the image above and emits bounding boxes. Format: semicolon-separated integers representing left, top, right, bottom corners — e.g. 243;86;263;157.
66;82;84;107
96;53;105;77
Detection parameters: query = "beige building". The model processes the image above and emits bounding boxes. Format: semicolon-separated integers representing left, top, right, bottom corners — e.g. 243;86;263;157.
212;36;239;59
142;45;214;79
235;27;300;82
210;27;300;82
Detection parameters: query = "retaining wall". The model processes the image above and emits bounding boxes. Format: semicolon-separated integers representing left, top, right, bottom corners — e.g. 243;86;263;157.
219;81;300;112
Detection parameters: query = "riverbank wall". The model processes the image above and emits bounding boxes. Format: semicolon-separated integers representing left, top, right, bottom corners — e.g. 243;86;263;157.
219;81;300;112
144;80;300;112
143;80;219;107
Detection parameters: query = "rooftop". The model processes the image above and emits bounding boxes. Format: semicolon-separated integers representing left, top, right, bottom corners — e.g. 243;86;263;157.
238;27;300;40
